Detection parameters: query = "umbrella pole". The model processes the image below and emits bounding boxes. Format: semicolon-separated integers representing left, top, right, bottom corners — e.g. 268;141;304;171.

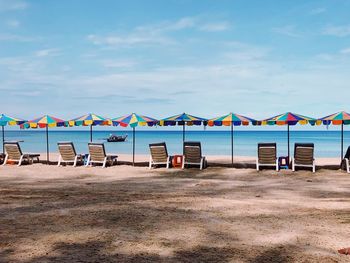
132;127;135;166
2;125;4;154
341;122;344;162
90;125;93;142
182;124;185;155
46;125;49;165
287;124;290;165
231;124;233;167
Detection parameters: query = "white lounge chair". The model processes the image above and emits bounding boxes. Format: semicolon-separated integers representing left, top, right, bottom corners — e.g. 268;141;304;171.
149;142;170;169
182;141;206;170
57;141;83;167
3;141;40;166
256;143;278;171
86;143;118;168
291;143;315;173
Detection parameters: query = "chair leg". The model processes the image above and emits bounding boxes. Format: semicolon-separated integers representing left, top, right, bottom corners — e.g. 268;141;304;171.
200;158;203;170
73;156;78;167
292;158;295;172
256;159;259;171
85;155;91;167
149;156;152;169
57;156;62;167
166;157;170;169
2;155;8;166
18;155;24;166
312;162;316;173
346;159;350;173
102;157;107;168
276;160;279;171
182;157;185;169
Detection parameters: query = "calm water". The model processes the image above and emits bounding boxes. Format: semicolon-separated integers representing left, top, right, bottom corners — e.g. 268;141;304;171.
1;130;349;158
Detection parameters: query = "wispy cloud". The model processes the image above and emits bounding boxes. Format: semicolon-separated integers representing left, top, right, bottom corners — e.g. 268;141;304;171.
0;34;39;42
340;47;350;54
199;22;230;32
100;59;138;68
34;48;61;57
0;0;28;11
272;25;301;37
310;7;326;15
87;16;230;47
6;19;20;28
322;24;350;37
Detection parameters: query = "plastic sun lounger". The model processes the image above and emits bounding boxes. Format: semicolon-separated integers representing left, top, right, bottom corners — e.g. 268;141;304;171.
182;141;206;170
57;141;84;167
2;141;40;166
149;142;170;169
291;143;315;173
86;143;118;168
256;143;278;171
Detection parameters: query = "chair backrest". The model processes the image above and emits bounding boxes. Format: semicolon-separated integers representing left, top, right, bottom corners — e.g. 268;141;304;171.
294;143;314;165
88;143;106;162
184;141;202;163
149;142;168;162
258;143;277;164
58;141;77;161
344;146;350;160
4;141;23;161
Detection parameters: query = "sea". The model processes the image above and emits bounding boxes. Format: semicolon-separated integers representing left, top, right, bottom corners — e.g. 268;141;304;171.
1;129;349;158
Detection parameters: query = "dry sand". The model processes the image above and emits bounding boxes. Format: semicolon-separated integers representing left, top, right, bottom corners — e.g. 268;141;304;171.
1;163;350;262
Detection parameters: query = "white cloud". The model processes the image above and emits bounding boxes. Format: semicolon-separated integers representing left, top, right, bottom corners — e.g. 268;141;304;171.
272;25;301;37
100;59;138;68
34;48;61;57
6;19;20;28
340;48;350;54
87;17;230;47
87;34;173;47
322;25;350;37
0;34;39;42
0;0;28;11
199;22;230;32
310;7;326;15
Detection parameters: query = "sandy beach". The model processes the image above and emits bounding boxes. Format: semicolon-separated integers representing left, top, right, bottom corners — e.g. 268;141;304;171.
1;162;350;262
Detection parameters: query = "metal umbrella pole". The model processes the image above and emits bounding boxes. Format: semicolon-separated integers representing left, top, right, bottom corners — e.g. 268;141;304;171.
46;125;49;164
287;124;290;164
341;122;344;162
132;127;135;166
2;125;4;154
90;125;93;142
182;123;186;155
231;124;234;167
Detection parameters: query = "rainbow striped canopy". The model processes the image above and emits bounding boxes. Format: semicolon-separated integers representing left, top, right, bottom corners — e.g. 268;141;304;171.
69;113;111;126
159;113;207;126
22;115;66;129
112;113;158;128
208;113;258;126
320;111;350;125
0;114;26;126
261;112;320;126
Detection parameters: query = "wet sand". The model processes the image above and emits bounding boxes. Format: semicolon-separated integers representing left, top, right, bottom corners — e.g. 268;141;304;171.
0;163;350;262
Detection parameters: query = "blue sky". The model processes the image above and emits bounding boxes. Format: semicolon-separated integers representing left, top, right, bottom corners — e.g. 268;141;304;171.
1;0;350;122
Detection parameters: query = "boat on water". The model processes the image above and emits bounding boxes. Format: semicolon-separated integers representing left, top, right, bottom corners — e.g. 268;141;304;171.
106;134;128;142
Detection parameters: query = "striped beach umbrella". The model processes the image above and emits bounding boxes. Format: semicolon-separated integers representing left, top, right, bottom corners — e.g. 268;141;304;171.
159;113;208;153
261;112;320;164
208;113;258;166
320;111;350;161
0;114;26;154
21;115;66;164
69;113;111;142
112;113;158;165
